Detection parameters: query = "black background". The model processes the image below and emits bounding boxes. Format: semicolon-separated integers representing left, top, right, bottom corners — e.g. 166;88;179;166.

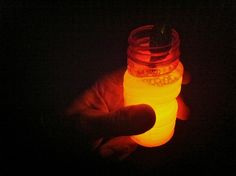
2;1;235;175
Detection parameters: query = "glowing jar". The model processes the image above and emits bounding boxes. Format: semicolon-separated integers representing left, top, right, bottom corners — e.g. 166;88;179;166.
123;25;184;147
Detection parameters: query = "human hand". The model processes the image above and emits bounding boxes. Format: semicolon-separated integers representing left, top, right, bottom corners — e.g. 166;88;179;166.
65;68;190;160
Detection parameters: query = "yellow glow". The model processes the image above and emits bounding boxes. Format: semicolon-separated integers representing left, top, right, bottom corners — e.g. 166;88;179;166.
124;62;183;147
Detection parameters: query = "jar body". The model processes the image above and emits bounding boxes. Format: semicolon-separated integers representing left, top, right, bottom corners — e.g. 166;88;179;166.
124;62;183;147
123;25;184;147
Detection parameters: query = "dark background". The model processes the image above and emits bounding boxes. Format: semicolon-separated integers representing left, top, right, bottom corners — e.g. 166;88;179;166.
2;1;235;175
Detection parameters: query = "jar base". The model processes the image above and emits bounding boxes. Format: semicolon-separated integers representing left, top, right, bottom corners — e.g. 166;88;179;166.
130;128;175;147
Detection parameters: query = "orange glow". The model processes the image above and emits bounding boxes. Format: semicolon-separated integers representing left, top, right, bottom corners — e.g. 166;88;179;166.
124;25;184;147
124;62;183;147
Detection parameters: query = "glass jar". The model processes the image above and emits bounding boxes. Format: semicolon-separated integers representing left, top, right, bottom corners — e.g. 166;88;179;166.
123;25;184;147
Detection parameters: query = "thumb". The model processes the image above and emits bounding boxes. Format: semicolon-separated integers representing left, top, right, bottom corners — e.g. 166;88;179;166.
82;104;156;138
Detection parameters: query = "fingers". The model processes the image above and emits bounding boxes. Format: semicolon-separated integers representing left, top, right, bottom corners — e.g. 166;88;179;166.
99;136;137;160
82;104;156;138
177;96;190;120
182;70;191;85
178;70;191;120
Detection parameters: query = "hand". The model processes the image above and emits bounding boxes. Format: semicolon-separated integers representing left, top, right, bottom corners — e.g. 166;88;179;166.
65;68;190;160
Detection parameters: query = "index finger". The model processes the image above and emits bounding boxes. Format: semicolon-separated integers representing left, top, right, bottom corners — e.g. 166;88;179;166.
182;70;191;85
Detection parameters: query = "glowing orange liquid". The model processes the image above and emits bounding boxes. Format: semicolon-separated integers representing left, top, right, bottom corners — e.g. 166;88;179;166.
124;62;183;147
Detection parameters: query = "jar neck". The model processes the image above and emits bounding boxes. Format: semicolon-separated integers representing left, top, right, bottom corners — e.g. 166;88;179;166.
127;25;180;77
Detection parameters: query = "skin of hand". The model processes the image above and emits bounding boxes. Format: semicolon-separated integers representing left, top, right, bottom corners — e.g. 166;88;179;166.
65;68;190;160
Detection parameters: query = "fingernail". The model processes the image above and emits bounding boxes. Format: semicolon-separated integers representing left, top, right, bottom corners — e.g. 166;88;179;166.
100;149;113;158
